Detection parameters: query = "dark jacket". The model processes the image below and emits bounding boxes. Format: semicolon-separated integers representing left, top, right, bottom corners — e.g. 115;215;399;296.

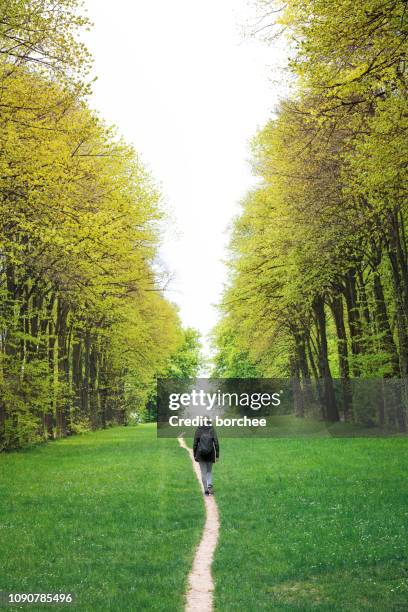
193;425;219;463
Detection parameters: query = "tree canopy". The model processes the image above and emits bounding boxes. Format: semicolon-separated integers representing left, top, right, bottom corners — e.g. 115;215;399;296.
213;0;408;429
0;0;189;449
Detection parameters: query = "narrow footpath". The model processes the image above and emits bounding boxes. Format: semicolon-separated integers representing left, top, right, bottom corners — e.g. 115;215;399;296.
178;436;220;612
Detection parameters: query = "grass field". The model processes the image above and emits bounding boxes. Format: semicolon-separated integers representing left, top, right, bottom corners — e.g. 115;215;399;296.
1;426;407;611
211;437;408;611
0;425;204;611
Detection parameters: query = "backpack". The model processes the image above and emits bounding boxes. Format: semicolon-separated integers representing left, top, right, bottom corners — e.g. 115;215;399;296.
197;430;213;460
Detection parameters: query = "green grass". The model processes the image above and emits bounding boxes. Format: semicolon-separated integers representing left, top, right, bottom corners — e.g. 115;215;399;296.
2;426;407;611
211;437;408;611
177;414;404;441
0;425;204;611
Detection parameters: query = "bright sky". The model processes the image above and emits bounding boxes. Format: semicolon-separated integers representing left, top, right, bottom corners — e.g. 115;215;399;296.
84;0;287;358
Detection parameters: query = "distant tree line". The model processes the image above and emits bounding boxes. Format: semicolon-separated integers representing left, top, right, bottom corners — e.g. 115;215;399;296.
213;0;408;430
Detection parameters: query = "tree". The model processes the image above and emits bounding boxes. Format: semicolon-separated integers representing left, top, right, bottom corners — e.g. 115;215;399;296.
0;1;187;449
214;0;408;429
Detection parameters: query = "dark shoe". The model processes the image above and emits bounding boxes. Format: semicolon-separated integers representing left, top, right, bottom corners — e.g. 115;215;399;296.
204;490;209;496
208;485;214;495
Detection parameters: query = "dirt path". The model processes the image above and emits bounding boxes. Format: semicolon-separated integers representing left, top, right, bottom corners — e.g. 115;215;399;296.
178;436;220;612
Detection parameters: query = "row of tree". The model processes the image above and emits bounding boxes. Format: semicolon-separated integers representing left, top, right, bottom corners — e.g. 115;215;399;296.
0;1;201;450
213;0;408;429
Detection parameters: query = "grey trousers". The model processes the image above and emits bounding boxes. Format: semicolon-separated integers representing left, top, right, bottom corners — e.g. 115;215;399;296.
198;461;213;491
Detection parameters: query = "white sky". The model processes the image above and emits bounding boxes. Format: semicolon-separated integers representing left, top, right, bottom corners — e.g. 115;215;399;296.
83;0;287;358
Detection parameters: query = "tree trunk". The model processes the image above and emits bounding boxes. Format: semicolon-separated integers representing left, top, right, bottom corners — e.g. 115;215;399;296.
329;294;353;421
343;268;363;377
89;339;98;429
372;270;400;376
385;207;408;376
72;336;82;420
313;296;339;422
82;329;91;420
56;298;70;437
294;330;314;405
290;355;304;417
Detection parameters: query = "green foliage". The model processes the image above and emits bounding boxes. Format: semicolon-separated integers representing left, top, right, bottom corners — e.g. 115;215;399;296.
0;1;188;449
211;320;261;377
143;327;203;422
163;327;203;379
214;0;408;429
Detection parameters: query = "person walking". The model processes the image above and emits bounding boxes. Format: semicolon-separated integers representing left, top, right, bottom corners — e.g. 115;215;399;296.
193;419;219;496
